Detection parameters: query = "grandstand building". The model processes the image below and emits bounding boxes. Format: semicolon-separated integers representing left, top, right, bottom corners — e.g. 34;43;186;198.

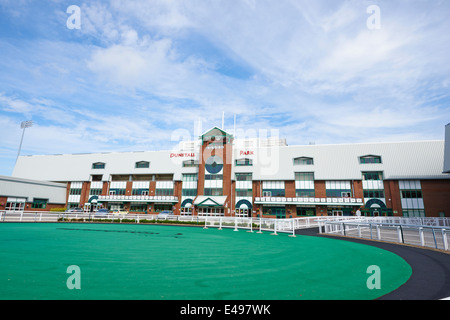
11;127;450;218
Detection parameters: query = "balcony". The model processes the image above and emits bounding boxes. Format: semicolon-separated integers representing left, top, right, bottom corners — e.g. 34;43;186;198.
97;195;178;203
254;197;363;206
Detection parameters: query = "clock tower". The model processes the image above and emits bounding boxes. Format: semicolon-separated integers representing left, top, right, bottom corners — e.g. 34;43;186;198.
194;127;234;216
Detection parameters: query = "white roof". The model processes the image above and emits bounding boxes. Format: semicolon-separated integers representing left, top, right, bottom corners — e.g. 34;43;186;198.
12;140;448;182
12;150;197;182
0;175;67;203
194;196;227;206
235;140;448;181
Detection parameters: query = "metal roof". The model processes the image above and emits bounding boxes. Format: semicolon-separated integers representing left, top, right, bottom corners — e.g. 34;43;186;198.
12;140;448;182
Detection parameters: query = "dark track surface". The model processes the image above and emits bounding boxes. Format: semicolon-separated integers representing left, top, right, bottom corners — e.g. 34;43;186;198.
295;228;450;300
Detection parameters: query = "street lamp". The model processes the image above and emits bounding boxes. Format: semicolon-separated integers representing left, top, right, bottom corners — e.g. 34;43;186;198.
15;120;33;164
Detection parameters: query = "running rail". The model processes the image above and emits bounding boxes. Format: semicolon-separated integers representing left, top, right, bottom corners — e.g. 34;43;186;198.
321;219;450;251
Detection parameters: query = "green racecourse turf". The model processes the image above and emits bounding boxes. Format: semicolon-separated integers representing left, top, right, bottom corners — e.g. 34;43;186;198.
0;223;412;300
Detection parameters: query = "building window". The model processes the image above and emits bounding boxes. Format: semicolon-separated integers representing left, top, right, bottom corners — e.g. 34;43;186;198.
364;190;385;198
5;201;25;211
399;180;424;217
182;174;198;182
235;158;253;166
262;181;285;197
67;203;79;209
130;204;147;212
325;181;351;198
236;189;252;197
362;171;383;180
154;204;173;212
89;188;103;196
326;189;352;197
205;174;223;180
31;198;47;209
92;162;106;169
401;190;423;199
295;172;314;181
182;160;198;167
155;189;173;196
236;173;252;181
262;189;285;197
132;188;149;195
135;161;150;169
359;156;382;164
182;174;197;197
69;188;82;195
109;188;126;195
182;189;197;197
204;188;223;196
293;157;314;165
295;172;315;197
296;190;315;197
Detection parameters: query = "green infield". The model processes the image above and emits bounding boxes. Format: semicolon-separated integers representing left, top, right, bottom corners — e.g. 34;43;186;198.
0;223;411;300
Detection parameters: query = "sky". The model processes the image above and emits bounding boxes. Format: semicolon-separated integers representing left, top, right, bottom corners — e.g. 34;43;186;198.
0;0;449;176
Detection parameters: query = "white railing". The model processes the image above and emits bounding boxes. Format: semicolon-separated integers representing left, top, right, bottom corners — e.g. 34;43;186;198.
0;211;346;236
321;217;450;251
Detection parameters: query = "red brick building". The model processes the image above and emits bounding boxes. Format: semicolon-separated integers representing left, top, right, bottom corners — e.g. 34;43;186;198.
11;127;450;218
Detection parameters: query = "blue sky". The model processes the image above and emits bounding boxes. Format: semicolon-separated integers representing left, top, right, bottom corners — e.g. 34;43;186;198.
1;0;450;176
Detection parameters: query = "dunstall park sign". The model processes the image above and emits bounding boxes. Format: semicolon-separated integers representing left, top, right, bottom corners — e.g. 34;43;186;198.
170;153;196;158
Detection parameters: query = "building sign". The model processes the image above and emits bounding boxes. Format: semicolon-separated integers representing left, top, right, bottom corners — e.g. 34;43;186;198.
170;152;195;158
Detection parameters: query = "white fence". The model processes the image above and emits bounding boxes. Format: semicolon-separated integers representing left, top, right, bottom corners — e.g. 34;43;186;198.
320;217;450;251
0;211;352;236
4;211;448;250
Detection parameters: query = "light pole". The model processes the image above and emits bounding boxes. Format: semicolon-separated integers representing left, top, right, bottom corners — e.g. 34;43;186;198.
16;120;33;164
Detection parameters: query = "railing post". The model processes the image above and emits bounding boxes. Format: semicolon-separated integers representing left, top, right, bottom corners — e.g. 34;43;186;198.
257;218;263;234
397;226;402;243
442;230;448;251
234;218;238;231
271;220;278;235
358;224;361;238
204;217;208;229
376;225;381;240
432;228;438;249
247;218;253;233
419;228;425;246
288;219;296;237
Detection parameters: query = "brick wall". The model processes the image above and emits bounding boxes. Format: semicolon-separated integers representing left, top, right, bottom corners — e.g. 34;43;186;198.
421;179;450;217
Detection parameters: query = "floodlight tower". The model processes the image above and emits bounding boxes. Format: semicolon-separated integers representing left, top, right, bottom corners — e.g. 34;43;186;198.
15;120;33;164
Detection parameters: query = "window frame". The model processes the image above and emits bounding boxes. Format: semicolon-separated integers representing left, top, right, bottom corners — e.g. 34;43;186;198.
92;162;106;169
293;157;314;165
135;161;150;169
359;155;382;164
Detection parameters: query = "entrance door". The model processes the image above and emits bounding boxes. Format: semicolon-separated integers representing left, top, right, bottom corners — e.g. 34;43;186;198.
236;209;249;217
332;210;343;216
274;207;286;219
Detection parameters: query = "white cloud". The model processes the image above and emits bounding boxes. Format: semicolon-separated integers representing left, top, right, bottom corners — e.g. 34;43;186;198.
1;0;450;177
